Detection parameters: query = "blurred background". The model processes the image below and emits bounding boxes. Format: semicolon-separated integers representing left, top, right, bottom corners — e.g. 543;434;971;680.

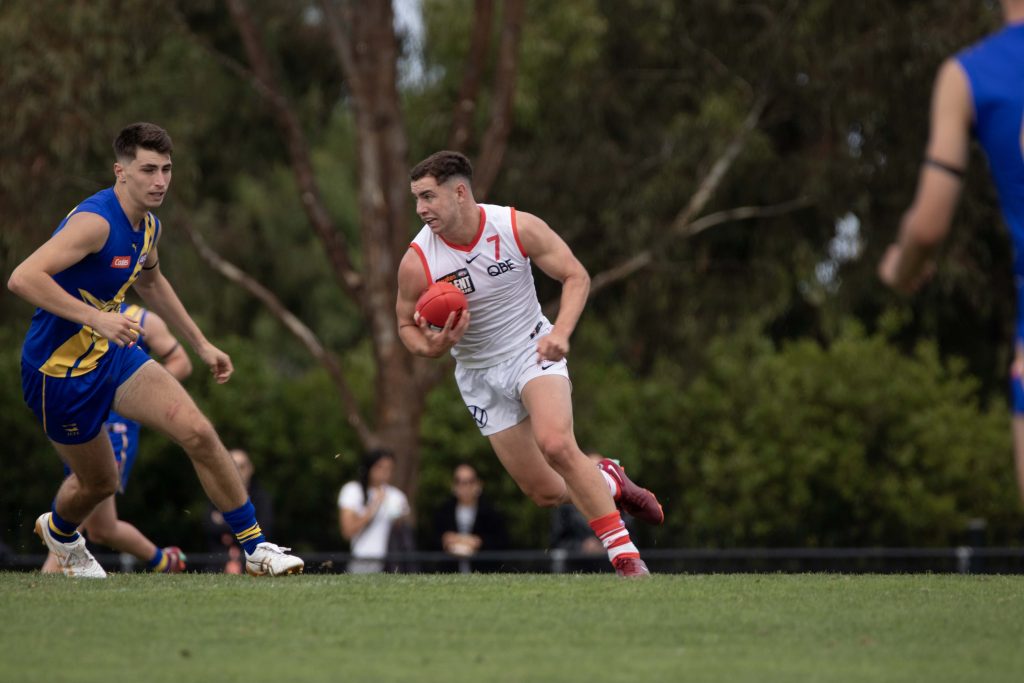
1;0;1020;568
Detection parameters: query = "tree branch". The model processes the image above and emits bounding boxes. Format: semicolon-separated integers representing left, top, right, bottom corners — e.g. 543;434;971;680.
546;95;775;307
676;197;810;239
224;0;363;302
588;197;810;297
319;0;364;103
471;0;525;200
448;0;495;152
181;216;374;445
170;7;277;105
670;95;768;231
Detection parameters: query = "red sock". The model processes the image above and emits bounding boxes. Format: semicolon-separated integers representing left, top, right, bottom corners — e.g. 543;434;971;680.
588;511;640;566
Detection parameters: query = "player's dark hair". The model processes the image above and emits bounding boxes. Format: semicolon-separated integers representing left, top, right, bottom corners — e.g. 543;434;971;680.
358;448;395;505
410;150;473;186
113;122;173;161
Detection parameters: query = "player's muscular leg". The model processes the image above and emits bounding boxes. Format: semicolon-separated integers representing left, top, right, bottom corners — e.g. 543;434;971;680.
489;420;569;507
112;361;247;512
521;375;617;520
81;495;156;560
51;434;120;523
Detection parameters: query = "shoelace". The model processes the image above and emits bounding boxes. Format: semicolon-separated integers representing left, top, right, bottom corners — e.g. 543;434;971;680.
62;542;101;576
58;541;86;568
253;543;292;555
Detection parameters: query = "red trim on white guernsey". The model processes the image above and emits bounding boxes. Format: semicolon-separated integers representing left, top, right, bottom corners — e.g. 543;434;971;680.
409;242;432;282
510;207;527;257
440;206;487;252
410;203;545;367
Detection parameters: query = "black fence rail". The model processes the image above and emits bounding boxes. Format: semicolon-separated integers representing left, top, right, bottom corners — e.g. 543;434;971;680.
5;546;1024;575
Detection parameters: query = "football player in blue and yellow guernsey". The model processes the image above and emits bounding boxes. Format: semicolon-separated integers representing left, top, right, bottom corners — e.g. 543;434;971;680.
879;0;1024;505
8;122;302;577
41;304;192;574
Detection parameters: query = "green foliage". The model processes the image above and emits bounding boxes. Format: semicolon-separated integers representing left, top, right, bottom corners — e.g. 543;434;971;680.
2;0;1022;556
117;335;366;554
658;323;1014;546
414;319;1021;551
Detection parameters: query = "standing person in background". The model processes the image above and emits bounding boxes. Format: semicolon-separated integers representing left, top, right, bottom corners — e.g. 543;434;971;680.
8;122;302;577
433;462;509;573
338;449;411;573
42;304;192;574
204;449;273;574
878;0;1024;504
396;151;663;578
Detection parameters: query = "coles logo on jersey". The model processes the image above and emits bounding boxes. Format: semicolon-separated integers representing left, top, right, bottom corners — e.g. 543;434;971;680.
110;256;131;269
436;268;475;294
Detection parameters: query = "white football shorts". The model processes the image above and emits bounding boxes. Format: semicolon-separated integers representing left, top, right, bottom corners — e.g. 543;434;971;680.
454;336;570;436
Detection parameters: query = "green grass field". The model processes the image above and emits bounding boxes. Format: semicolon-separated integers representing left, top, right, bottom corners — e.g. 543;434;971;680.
1;572;1021;683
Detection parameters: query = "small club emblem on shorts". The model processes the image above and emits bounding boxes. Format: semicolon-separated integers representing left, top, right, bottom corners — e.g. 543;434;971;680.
62;422;80;436
468;405;488;428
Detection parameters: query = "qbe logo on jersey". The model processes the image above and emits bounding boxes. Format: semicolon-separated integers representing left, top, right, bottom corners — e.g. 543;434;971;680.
437;268;475;294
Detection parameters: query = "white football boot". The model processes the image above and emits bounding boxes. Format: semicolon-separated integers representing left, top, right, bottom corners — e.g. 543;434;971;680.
244;542;304;576
35;513;107;579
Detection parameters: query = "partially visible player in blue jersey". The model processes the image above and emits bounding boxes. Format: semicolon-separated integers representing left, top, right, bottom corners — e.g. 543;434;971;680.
41;304;192;574
879;0;1024;504
8;122;303;577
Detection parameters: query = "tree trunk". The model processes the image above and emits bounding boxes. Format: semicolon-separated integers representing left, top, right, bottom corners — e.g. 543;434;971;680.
334;0;437;497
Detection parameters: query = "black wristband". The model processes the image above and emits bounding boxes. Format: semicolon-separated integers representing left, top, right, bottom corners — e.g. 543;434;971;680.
924;157;965;179
158;341;181;361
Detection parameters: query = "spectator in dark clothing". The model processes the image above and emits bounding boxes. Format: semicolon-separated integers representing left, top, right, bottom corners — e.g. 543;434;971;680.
433;463;509;573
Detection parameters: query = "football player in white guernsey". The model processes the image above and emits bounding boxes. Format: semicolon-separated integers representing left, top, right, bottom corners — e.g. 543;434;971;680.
397;151;664;577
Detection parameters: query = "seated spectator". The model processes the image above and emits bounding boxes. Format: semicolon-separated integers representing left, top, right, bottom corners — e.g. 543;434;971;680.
338;449;411;574
433;462;509;573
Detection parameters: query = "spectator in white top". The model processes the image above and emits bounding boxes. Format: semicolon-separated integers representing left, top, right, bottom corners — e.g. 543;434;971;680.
338;449;411;573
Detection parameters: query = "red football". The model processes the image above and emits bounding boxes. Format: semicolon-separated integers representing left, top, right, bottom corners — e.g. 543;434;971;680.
415;282;468;330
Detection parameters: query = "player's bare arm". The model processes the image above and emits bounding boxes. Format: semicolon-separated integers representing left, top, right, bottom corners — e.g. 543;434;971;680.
7;212;144;347
395;249;470;358
879;58;971;294
339;491;386;541
133;241;233;383
140;310;193;381
516;211;591;362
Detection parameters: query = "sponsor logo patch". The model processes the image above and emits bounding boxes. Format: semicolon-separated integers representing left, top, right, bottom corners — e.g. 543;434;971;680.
437;268;475;294
468;405;488;428
487;259;516;277
111;255;131;269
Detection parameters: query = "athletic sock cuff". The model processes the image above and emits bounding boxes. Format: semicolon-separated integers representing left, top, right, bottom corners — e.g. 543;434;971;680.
588;511;624;538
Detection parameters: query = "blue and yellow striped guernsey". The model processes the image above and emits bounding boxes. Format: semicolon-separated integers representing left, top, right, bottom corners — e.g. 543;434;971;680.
119;303;152;356
21;187;159;378
956;24;1024;337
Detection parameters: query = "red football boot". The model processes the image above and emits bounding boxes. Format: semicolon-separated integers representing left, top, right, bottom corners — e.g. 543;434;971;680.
612;556;651;578
159;546;188;573
598;458;665;525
